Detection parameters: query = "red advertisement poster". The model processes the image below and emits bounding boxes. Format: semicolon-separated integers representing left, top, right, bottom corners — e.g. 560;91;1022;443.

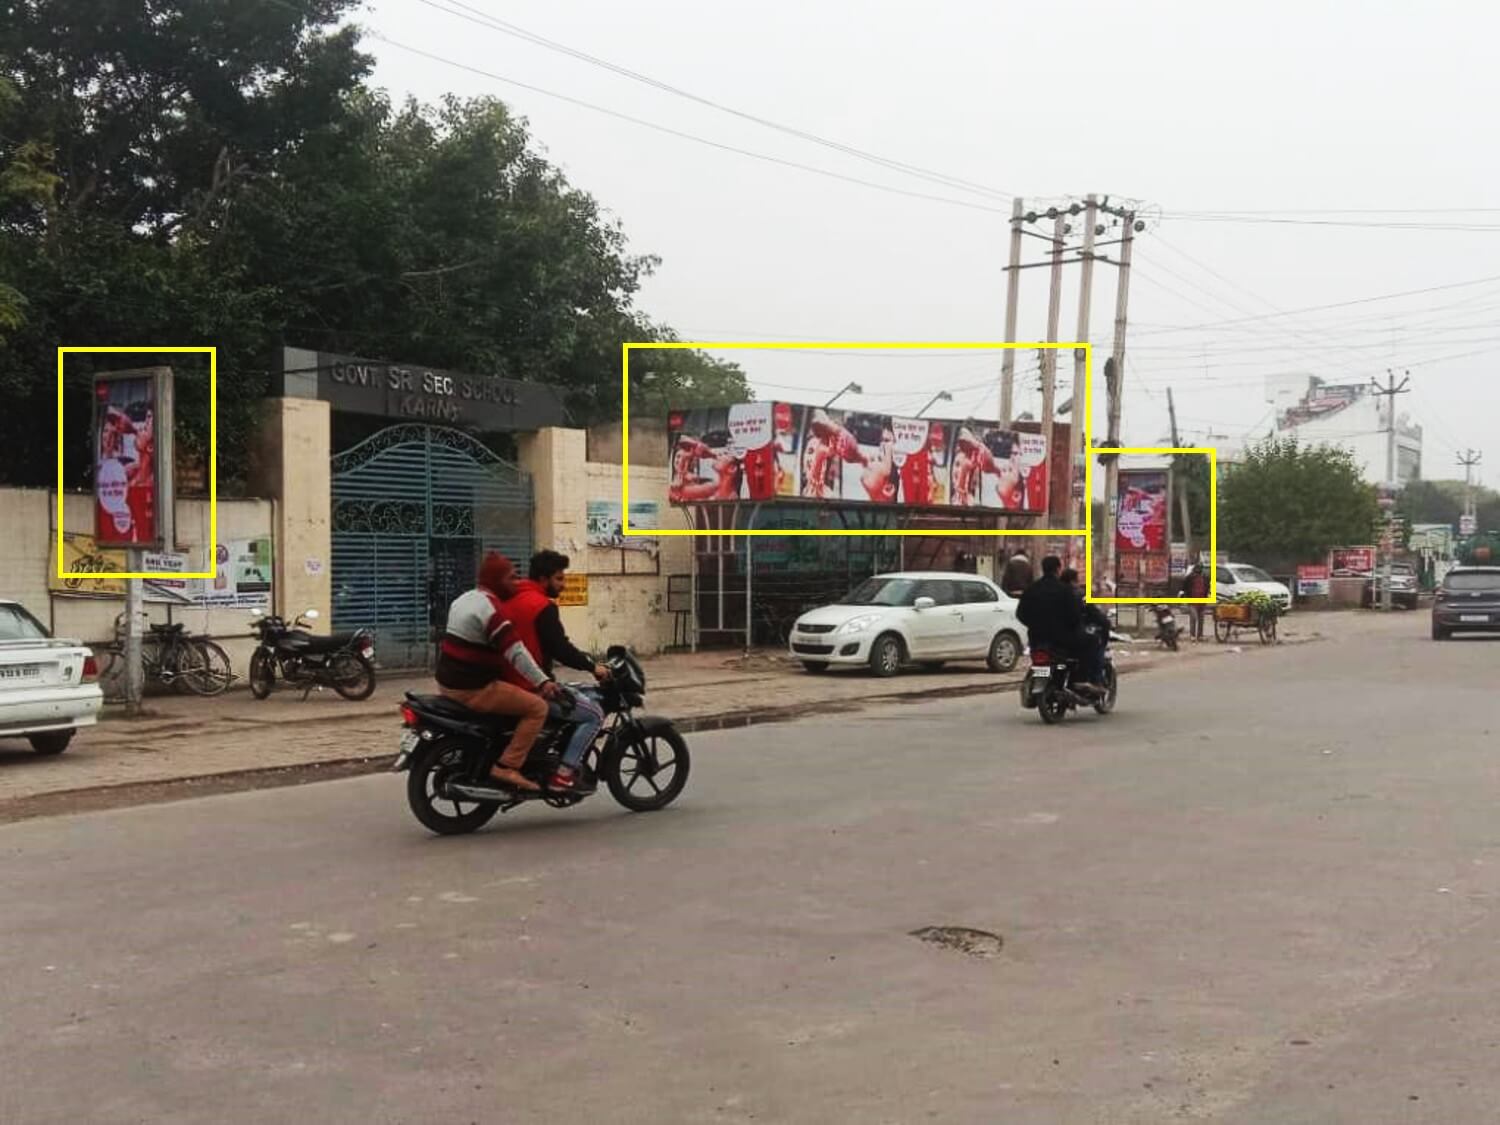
1114;469;1169;553
1329;547;1375;576
94;375;158;547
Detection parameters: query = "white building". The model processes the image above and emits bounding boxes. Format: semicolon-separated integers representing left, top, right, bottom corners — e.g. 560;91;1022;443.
1271;378;1422;485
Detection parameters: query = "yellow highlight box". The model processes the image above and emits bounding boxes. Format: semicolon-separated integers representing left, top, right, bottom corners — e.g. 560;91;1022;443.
621;341;1090;539
1085;447;1218;605
57;346;217;581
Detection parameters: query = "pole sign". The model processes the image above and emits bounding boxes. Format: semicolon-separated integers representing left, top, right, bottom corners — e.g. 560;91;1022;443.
1114;468;1172;596
1460;514;1478;537
92;367;173;549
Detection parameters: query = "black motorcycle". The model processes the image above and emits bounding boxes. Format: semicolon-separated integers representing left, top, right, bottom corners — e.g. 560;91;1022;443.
248;608;377;701
393;646;690;835
1152;604;1181;651
1019;627;1122;724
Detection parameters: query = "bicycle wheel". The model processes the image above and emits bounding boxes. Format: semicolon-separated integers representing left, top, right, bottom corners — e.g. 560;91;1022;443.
183;639;233;696
165;640;202;694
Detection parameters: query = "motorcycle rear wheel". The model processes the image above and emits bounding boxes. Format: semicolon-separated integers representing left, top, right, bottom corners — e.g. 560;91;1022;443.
330;652;377;700
407;741;501;836
1038;689;1069;725
604;726;691;812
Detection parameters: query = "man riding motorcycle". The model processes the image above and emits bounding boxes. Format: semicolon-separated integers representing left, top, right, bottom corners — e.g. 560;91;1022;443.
501;550;610;793
435;553;559;792
1016;556;1104;695
1060;567;1110;689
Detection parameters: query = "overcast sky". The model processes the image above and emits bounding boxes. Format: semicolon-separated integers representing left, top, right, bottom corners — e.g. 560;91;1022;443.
362;0;1500;485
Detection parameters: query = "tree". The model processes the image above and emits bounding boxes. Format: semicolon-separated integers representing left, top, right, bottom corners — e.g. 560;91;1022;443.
0;2;745;488
1219;438;1377;568
1170;452;1212;553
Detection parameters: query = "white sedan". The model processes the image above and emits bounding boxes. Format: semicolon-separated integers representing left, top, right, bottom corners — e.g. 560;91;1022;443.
788;572;1024;677
0;599;103;755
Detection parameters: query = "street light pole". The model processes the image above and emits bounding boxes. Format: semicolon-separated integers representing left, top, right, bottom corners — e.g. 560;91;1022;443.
916;390;953;418
824;382;863;409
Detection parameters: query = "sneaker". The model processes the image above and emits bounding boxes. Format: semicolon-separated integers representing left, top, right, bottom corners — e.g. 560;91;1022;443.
547;766;597;794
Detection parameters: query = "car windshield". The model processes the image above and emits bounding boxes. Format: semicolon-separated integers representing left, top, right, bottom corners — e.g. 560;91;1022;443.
1447;571;1500;592
0;604;48;641
1230;565;1273;583
840;577;920;606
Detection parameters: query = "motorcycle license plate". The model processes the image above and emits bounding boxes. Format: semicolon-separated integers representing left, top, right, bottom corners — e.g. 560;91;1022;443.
393;729;419;770
1031;665;1052;677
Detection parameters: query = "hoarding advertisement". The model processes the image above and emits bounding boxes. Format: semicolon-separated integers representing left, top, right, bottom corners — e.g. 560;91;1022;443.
668;401;1045;514
1329;547;1375;577
93;374;160;547
1114;468;1172;595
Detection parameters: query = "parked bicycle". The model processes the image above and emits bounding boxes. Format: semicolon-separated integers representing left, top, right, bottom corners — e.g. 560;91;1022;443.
93;612;234;699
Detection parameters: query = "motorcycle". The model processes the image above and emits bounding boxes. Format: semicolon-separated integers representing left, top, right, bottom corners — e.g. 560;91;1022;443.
1152;604;1181;651
393;645;690;835
248;608;377;701
1020;627;1125;724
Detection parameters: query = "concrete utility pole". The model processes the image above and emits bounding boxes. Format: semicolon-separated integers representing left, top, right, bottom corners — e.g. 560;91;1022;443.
1039;212;1066;526
999;197;1025;425
1100;210;1137;596
1458;449;1483;530
1371;369;1411;611
1167;386;1192;555
1071;195;1098;529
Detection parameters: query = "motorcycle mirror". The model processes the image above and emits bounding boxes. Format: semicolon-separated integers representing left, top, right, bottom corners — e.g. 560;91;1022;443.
303;609;319;620
913;596;936;611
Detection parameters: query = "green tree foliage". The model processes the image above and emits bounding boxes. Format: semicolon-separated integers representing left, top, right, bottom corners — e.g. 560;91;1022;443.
1219;437;1378;567
0;0;745;488
1170;452;1212;550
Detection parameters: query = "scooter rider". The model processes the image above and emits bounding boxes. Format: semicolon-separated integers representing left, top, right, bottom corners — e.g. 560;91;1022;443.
501;550;610;793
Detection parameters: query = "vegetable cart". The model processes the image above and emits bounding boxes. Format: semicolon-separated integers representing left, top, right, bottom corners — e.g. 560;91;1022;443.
1213;599;1278;645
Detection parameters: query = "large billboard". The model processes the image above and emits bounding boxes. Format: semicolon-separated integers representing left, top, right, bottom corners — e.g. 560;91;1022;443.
93;372;161;547
667;401;1048;513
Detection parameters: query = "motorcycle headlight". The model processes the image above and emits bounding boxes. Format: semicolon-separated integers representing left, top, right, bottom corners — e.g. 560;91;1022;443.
836;613;883;635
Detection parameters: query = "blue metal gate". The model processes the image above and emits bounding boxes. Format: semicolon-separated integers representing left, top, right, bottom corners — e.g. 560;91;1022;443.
330;424;534;669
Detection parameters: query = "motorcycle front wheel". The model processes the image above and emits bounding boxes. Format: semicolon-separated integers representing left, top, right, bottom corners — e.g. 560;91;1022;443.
407;740;501;836
249;649;276;699
604;725;691;812
330;652;377;700
1093;666;1119;714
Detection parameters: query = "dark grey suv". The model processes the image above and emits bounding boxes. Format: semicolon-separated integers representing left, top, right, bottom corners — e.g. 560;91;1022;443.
1432;567;1500;640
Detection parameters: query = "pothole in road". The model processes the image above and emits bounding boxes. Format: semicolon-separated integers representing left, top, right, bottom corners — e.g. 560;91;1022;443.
909;926;1004;959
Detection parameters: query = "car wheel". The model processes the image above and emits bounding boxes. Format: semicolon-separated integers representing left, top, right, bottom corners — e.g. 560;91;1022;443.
28;730;74;755
986;630;1022;673
801;661;830;674
868;634;903;678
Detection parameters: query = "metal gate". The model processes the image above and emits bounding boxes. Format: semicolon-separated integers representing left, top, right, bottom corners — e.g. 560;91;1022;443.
330;424;534;669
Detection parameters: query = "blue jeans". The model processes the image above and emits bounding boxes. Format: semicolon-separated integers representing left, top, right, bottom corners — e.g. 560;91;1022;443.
552;685;604;769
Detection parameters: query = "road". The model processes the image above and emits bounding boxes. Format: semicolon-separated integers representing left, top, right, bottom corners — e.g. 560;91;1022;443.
3;614;1498;1124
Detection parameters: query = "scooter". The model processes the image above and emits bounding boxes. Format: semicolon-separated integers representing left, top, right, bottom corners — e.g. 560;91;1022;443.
1152;605;1180;651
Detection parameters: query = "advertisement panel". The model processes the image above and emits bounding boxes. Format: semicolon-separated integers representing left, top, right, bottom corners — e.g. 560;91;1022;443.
1297;564;1331;597
1115;468;1171;596
93;372;161;547
49;533;128;597
667;400;1044;513
587;500;659;552
1329;547;1375;577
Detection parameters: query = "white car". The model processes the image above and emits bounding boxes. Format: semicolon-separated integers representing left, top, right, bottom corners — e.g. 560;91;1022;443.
788;572;1024;676
1214;563;1293;612
0;599;103;755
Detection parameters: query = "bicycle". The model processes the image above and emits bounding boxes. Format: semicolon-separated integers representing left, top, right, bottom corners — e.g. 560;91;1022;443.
93;612;234;698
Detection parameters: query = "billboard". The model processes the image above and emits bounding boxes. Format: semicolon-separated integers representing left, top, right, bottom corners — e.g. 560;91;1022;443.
93;372;162;547
1329;547;1375;577
1115;469;1171;596
667;401;1046;513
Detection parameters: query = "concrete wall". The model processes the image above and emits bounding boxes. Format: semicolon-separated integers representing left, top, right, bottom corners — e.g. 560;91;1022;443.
248;396;331;625
0;487;275;676
586;417;669;467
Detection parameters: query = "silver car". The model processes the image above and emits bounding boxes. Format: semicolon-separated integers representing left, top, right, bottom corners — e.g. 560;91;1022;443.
0;600;103;755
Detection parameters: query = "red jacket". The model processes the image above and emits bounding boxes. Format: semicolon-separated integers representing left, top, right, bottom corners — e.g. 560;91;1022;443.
498;579;551;689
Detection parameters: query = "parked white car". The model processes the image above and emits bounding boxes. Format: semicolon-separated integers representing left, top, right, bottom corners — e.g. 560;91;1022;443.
788;572;1024;676
0;599;103;755
1214;563;1293;612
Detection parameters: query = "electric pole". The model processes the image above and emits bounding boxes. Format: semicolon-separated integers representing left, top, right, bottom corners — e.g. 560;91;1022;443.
1371;369;1411;610
999;197;1024;424
1458;449;1483;534
1039;212;1066;526
1100;210;1137;597
1168;386;1192;557
1071;194;1098;528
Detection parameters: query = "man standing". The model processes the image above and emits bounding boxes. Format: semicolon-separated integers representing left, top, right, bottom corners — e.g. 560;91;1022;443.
1178;565;1211;641
435;553;558;792
503;551;610;793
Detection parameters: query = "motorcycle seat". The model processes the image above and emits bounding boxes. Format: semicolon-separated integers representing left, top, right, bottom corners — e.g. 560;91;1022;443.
405;692;521;733
148;622;186;635
283;630;360;653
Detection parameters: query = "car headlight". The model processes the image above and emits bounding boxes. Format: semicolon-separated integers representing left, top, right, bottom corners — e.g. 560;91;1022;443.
836;614;883;635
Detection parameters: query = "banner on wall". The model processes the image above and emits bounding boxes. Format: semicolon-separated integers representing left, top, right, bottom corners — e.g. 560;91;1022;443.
586;500;659;553
1297;564;1331;597
667;401;1047;514
49;533;128;597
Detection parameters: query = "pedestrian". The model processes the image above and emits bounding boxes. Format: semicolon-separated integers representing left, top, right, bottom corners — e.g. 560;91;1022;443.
1000;550;1033;598
1178;564;1211;640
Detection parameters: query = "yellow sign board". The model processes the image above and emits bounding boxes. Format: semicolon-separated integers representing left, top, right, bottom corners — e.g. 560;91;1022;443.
49;533;128;597
557;573;589;607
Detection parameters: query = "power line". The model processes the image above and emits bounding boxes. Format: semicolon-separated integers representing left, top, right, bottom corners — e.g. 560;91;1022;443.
371;34;1012;218
408;0;1015;203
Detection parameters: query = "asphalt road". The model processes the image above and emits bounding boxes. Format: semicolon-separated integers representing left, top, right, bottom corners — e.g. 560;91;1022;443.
3;614;1499;1124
